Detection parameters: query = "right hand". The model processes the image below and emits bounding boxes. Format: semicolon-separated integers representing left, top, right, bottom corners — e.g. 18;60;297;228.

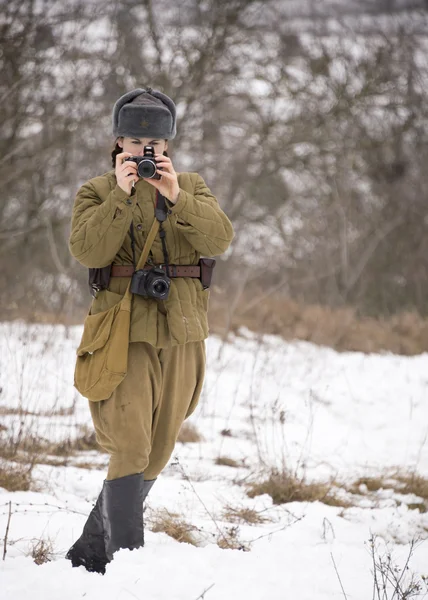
115;152;140;195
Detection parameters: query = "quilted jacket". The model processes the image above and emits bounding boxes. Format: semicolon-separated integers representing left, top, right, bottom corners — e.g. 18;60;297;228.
69;170;234;346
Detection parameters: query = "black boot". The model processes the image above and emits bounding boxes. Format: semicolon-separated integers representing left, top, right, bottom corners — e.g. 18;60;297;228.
102;472;145;561
66;473;146;573
65;489;109;574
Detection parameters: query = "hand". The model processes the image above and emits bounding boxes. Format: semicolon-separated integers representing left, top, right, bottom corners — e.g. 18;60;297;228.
115;152;139;195
143;154;180;204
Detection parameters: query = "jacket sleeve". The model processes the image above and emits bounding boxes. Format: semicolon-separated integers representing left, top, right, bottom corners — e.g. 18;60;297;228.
69;180;138;268
167;174;234;256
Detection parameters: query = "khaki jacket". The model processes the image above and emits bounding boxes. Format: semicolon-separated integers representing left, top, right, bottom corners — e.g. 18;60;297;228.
69;170;234;347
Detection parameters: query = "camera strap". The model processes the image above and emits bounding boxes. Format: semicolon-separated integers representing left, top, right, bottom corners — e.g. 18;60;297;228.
155;191;171;275
123;217;161;300
128;191;170;275
155;191;168;223
130;222;136;269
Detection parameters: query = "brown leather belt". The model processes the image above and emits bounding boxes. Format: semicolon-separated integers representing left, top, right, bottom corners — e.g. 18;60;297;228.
111;264;201;278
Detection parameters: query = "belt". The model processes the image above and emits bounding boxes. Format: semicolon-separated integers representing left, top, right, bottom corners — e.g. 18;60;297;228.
111;264;201;278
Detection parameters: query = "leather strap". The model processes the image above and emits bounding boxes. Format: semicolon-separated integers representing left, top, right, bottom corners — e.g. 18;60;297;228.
134;219;160;271
111;264;201;278
123;218;160;299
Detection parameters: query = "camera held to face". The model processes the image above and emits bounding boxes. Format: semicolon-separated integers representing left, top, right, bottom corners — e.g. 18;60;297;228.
124;145;161;180
130;267;171;300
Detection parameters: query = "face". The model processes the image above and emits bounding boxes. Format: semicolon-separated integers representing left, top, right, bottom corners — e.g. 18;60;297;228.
117;137;168;155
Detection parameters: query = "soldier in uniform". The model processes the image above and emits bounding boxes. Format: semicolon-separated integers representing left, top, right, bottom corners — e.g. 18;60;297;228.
65;87;234;573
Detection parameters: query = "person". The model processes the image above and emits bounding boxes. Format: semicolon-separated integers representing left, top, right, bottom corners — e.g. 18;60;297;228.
65;87;234;574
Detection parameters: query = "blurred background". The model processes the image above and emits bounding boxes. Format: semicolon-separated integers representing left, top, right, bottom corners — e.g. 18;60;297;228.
2;0;428;354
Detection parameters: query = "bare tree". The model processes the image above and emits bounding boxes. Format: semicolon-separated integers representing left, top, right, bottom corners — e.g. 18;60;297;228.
1;0;428;325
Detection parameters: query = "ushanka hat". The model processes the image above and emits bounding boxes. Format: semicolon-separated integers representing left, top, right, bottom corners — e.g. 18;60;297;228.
112;87;177;139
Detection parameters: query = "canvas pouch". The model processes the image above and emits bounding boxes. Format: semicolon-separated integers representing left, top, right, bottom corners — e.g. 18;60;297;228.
74;218;160;401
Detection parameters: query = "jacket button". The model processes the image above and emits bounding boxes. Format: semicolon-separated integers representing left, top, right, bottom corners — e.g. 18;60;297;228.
136;223;143;231
168;209;172;214
126;199;133;205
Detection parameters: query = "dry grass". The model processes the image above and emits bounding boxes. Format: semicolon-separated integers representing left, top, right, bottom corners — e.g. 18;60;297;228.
217;526;250;551
47;426;103;456
0;424;106;465
72;461;105;470
348;476;390;495
150;509;198;546
222;505;270;525
396;472;428;501
348;471;428;511
246;469;428;511
0;460;33;491
247;469;351;508
209;289;428;355
177;422;203;444
8;289;428;355
406;503;427;513
215;456;240;468
30;538;54;565
0;403;75;417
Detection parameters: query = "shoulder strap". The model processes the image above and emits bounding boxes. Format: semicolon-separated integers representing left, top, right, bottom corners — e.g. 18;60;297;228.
135;218;160;271
124;218;160;297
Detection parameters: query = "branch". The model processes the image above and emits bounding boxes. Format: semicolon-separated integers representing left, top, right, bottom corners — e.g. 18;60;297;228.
331;552;349;600
194;584;215;600
44;216;68;274
344;215;404;295
146;0;164;75
2;501;12;561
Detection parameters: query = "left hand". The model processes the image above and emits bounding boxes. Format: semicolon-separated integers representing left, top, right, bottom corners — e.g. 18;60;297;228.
143;154;180;204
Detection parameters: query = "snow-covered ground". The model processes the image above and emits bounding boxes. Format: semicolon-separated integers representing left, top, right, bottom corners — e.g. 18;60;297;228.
0;321;427;599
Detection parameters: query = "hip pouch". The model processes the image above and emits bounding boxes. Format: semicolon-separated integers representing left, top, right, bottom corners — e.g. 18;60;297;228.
199;258;216;289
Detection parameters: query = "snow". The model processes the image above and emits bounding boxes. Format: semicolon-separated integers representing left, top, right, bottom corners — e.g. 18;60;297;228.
0;321;427;599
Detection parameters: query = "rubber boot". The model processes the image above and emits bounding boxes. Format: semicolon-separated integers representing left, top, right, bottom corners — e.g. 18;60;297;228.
65;489;109;574
102;472;145;561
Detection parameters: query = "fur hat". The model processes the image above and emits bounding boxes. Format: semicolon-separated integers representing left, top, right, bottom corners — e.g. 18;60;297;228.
112;87;176;139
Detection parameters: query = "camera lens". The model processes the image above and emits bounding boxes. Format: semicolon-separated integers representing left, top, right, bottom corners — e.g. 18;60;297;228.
153;279;168;295
137;159;157;179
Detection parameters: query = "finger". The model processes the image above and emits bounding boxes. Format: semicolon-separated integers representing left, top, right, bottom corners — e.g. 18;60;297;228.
120;160;137;168
156;170;174;179
115;152;133;168
119;159;137;169
123;170;138;180
120;164;138;176
155;164;175;176
155;156;173;167
155;161;174;170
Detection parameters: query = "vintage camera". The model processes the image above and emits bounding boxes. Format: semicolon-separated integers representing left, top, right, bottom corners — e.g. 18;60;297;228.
124;146;161;180
130;266;171;300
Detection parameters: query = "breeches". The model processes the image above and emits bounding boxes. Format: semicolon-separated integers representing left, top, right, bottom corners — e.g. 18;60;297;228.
89;340;206;481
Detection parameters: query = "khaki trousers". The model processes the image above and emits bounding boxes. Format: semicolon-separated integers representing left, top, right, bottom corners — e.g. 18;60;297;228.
89;340;206;480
